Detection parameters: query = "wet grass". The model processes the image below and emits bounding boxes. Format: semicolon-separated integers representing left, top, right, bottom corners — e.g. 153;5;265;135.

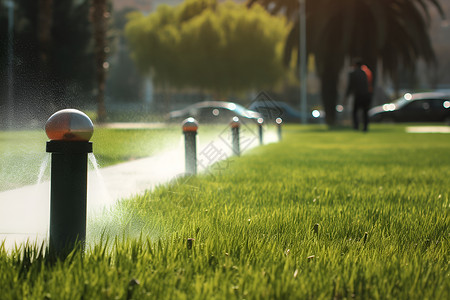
0;126;181;191
0;124;233;191
1;124;449;299
0;130;48;191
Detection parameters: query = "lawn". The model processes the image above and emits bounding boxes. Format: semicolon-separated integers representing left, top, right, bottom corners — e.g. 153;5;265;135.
1;124;449;299
0;123;237;191
0;126;184;191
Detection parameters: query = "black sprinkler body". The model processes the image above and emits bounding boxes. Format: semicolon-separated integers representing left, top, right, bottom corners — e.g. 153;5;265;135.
182;118;199;175
230;117;241;156
45;109;93;259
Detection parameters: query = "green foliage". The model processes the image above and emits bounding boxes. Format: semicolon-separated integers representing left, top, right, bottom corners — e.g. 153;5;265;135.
1;124;449;299
177;0;217;23
125;0;289;93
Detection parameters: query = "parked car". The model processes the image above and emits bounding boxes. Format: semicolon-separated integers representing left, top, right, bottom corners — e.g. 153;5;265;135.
369;92;450;123
167;101;262;123
248;100;323;123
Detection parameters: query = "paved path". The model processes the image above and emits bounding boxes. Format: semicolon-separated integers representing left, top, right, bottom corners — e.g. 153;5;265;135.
406;126;450;133
0;127;277;250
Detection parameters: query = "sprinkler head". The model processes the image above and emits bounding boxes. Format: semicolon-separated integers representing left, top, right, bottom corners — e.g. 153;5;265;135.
187;238;194;250
230;116;240;128
182;117;199;132
45;109;94;141
257;118;264;125
275;117;283;125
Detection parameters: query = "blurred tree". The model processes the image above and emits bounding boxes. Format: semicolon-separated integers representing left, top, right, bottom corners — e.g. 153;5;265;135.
106;7;144;103
248;0;444;126
125;0;288;97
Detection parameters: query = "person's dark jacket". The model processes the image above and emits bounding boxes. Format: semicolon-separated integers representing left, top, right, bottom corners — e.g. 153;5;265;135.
346;68;369;98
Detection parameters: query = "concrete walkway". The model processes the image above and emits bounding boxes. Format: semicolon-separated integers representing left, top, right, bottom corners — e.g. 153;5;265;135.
406;126;450;133
0;127;277;250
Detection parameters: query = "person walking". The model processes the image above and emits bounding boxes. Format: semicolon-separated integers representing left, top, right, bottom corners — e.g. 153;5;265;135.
345;59;373;132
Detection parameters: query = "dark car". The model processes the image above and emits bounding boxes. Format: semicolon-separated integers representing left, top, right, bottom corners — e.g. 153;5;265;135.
369;92;450;123
167;101;262;123
248;100;323;123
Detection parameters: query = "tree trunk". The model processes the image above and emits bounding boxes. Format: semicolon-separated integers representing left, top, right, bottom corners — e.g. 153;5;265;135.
316;47;345;128
392;69;400;99
38;0;55;115
163;83;171;113
320;69;339;127
38;0;53;64
90;0;108;123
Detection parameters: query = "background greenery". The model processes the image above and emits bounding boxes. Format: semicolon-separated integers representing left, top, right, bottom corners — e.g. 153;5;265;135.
1;124;449;299
125;0;289;93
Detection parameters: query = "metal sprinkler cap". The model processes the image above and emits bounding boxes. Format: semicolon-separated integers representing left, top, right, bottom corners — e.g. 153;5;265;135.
275;117;283;125
45;109;94;141
182;117;199;132
257;117;264;125
230;116;240;128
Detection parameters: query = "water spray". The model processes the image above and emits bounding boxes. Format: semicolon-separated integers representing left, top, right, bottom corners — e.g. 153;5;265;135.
257;118;264;145
45;109;93;259
182;118;198;175
276;117;283;141
231;117;240;156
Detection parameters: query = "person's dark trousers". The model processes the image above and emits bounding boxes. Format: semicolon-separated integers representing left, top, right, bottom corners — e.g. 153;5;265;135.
352;94;371;132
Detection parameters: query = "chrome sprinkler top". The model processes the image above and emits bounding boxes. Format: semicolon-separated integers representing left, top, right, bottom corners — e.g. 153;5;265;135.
182;117;199;132
45;109;94;141
275;117;283;125
230;116;240;128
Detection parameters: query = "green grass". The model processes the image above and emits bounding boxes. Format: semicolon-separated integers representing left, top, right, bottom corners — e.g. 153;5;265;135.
0;130;48;191
0;126;182;191
1;124;449;299
0;124;229;191
82;110;167;123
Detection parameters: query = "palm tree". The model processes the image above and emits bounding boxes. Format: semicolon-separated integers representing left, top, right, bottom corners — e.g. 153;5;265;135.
38;0;53;65
90;0;108;123
248;0;444;126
